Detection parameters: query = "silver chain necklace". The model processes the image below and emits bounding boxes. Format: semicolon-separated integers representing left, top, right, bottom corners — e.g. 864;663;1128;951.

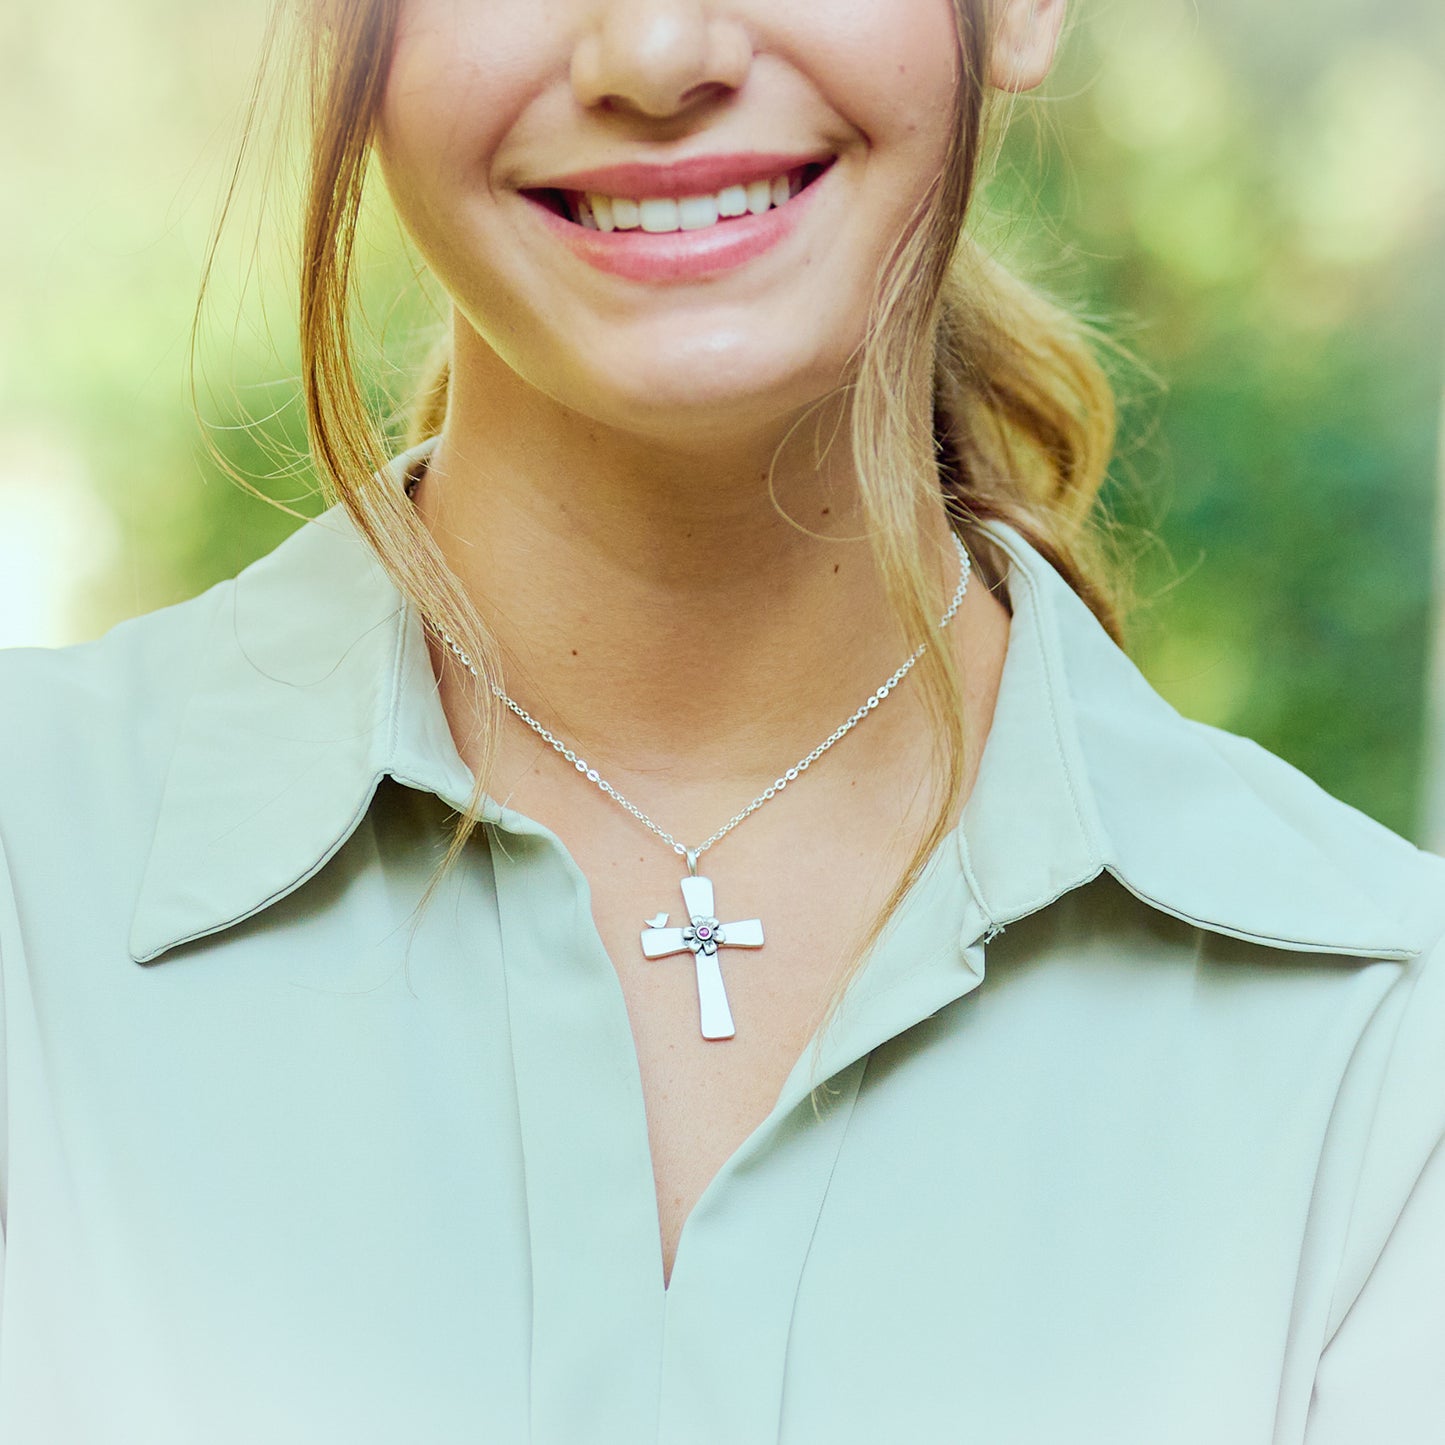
416;468;970;1039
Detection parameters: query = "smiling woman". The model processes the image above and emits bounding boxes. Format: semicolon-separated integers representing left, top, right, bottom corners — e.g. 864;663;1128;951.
1;2;1444;1444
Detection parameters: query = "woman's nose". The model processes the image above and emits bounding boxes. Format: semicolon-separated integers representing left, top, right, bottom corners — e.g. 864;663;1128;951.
571;1;753;119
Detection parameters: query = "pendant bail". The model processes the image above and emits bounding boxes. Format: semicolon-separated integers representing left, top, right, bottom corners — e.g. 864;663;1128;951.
685;848;701;877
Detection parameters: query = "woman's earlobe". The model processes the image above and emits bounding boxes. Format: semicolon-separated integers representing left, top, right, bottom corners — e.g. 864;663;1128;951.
987;0;1067;94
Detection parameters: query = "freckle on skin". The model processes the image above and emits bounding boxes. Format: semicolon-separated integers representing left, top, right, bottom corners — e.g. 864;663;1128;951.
833;564;840;574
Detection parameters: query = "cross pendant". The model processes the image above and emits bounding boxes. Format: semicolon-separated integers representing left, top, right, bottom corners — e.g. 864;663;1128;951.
639;870;765;1040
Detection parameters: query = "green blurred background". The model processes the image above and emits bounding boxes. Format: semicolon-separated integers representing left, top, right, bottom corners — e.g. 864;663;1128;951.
2;0;1443;842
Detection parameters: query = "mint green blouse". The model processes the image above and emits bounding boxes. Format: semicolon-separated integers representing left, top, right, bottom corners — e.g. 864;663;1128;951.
1;448;1442;1444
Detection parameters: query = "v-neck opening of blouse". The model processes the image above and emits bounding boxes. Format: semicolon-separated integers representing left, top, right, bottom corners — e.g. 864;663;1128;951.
470;789;988;1440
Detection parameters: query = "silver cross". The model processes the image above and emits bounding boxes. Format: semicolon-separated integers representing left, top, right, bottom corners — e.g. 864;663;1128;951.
640;873;764;1040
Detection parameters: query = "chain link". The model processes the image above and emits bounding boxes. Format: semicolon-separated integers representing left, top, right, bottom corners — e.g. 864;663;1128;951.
436;534;971;863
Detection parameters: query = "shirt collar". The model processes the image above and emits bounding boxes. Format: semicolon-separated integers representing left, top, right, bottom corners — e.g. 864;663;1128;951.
127;444;467;964
957;525;1420;960
128;451;1421;965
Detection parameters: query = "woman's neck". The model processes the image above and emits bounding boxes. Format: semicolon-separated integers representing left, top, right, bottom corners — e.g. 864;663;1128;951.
414;343;994;802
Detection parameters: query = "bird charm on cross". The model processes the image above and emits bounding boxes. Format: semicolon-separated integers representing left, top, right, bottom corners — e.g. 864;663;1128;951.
640;862;764;1040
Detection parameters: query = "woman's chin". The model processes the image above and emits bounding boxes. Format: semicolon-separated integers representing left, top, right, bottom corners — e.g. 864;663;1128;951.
556;350;844;447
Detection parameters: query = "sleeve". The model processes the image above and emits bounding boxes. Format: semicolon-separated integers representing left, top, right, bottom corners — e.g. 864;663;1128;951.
1305;1134;1445;1441
1304;928;1445;1444
0;827;12;1345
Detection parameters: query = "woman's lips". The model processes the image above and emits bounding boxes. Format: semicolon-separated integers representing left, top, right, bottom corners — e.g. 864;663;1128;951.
534;150;834;201
520;159;832;284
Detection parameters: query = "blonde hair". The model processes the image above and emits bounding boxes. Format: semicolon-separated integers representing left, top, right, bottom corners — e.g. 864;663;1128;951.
205;0;1120;1084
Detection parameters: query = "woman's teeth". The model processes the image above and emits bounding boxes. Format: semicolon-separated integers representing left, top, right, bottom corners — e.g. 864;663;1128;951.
574;170;805;233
